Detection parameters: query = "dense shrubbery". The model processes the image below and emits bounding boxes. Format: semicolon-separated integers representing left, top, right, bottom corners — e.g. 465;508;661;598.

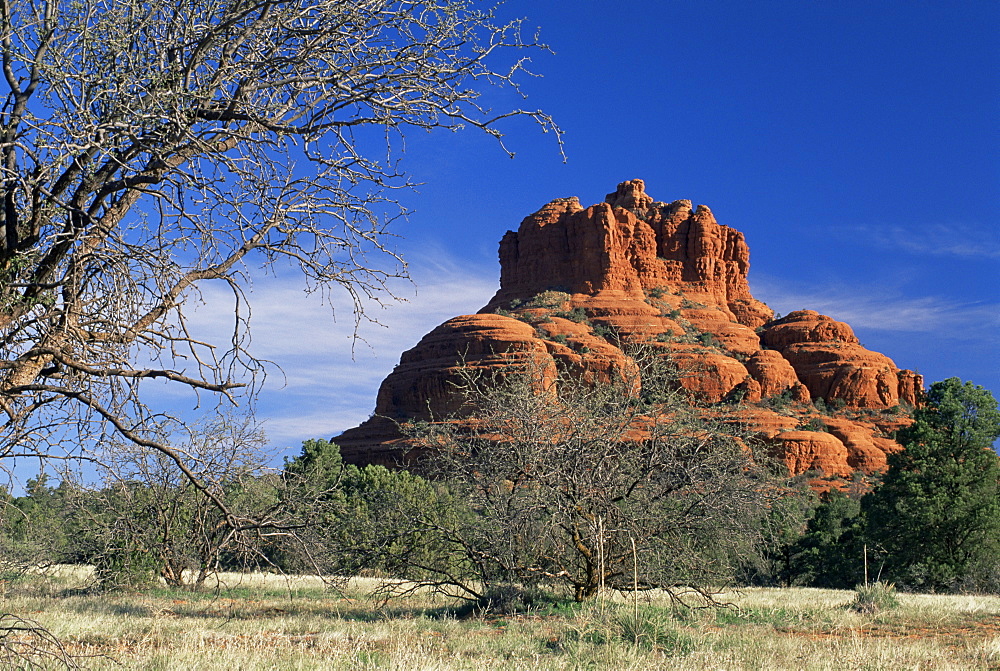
787;488;867;589
277;438;470;583
2;377;998;599
0;475;82;575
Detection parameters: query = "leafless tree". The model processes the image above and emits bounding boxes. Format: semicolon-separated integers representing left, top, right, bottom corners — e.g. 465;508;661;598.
0;0;559;510
85;412;281;589
0;613;82;669
404;349;782;603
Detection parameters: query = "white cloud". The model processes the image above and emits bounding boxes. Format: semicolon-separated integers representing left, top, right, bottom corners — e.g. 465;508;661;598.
752;276;1000;336
843;222;1000;259
176;247;500;447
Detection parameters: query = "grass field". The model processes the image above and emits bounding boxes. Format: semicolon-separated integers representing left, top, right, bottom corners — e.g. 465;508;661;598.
2;567;999;669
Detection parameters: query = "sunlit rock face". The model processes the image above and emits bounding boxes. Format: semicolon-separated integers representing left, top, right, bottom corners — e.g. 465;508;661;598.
335;180;921;483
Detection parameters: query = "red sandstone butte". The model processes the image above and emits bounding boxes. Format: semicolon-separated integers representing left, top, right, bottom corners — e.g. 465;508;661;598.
334;179;922;480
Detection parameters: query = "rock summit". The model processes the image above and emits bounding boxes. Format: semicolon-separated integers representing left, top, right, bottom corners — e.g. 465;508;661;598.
335;180;921;482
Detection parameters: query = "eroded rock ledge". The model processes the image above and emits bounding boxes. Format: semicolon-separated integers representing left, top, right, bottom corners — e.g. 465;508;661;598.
335;180;920;482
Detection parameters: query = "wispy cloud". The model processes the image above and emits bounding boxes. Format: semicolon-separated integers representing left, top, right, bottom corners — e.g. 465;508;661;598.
177;247;500;446
842;222;1000;259
752;275;1000;337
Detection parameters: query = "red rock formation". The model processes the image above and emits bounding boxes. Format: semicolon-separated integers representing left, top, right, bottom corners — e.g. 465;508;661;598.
336;180;923;480
370;314;545;420
897;370;923;407
759;311;921;409
335;312;632;465
822;418;903;474
488;178;772;329
771;431;853;477
745;350;803;398
728;407;907;479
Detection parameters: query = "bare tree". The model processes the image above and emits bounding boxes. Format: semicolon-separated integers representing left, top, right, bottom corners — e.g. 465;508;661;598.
0;0;559;502
404;350;781;604
0;613;82;670
84;412;279;589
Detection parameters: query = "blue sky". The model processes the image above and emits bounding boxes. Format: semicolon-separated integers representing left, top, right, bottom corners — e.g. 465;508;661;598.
187;1;998;457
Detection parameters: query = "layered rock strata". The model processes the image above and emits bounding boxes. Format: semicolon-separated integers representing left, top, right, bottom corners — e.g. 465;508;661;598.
335;180;921;481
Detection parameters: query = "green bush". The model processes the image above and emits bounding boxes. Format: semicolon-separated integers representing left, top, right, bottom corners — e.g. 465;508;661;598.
615;609;695;653
851;582;899;614
680;297;706;309
562;605;695;654
454;584;567;616
697;332;722;348
766;389;796;411
591;323;615;341
281;440;471;583
554;306;589;323
92;544;161;590
786;488;866;589
525;290;571;310
0;475;82;569
797;417;829;432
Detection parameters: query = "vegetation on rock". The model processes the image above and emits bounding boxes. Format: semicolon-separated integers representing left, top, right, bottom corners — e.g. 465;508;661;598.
336;180;924;481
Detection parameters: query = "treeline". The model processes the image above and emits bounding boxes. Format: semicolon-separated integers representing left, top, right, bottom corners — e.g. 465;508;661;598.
2;375;998;601
0;441;461;592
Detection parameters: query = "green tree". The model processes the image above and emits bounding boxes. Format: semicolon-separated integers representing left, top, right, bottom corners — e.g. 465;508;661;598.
863;378;1000;591
0;474;84;573
283;439;349;491
279;439;466;583
743;478;817;587
83;413;279;590
338;464;468;583
789;488;866;588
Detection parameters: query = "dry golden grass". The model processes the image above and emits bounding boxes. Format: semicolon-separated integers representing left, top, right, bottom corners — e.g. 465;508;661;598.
1;569;998;670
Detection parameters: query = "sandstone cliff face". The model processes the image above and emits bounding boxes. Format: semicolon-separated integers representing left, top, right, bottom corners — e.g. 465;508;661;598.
336;180;922;480
489;179;772;329
760;310;922;409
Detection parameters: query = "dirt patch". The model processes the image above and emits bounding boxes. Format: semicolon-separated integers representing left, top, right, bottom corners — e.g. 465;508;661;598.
775;613;1000;646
